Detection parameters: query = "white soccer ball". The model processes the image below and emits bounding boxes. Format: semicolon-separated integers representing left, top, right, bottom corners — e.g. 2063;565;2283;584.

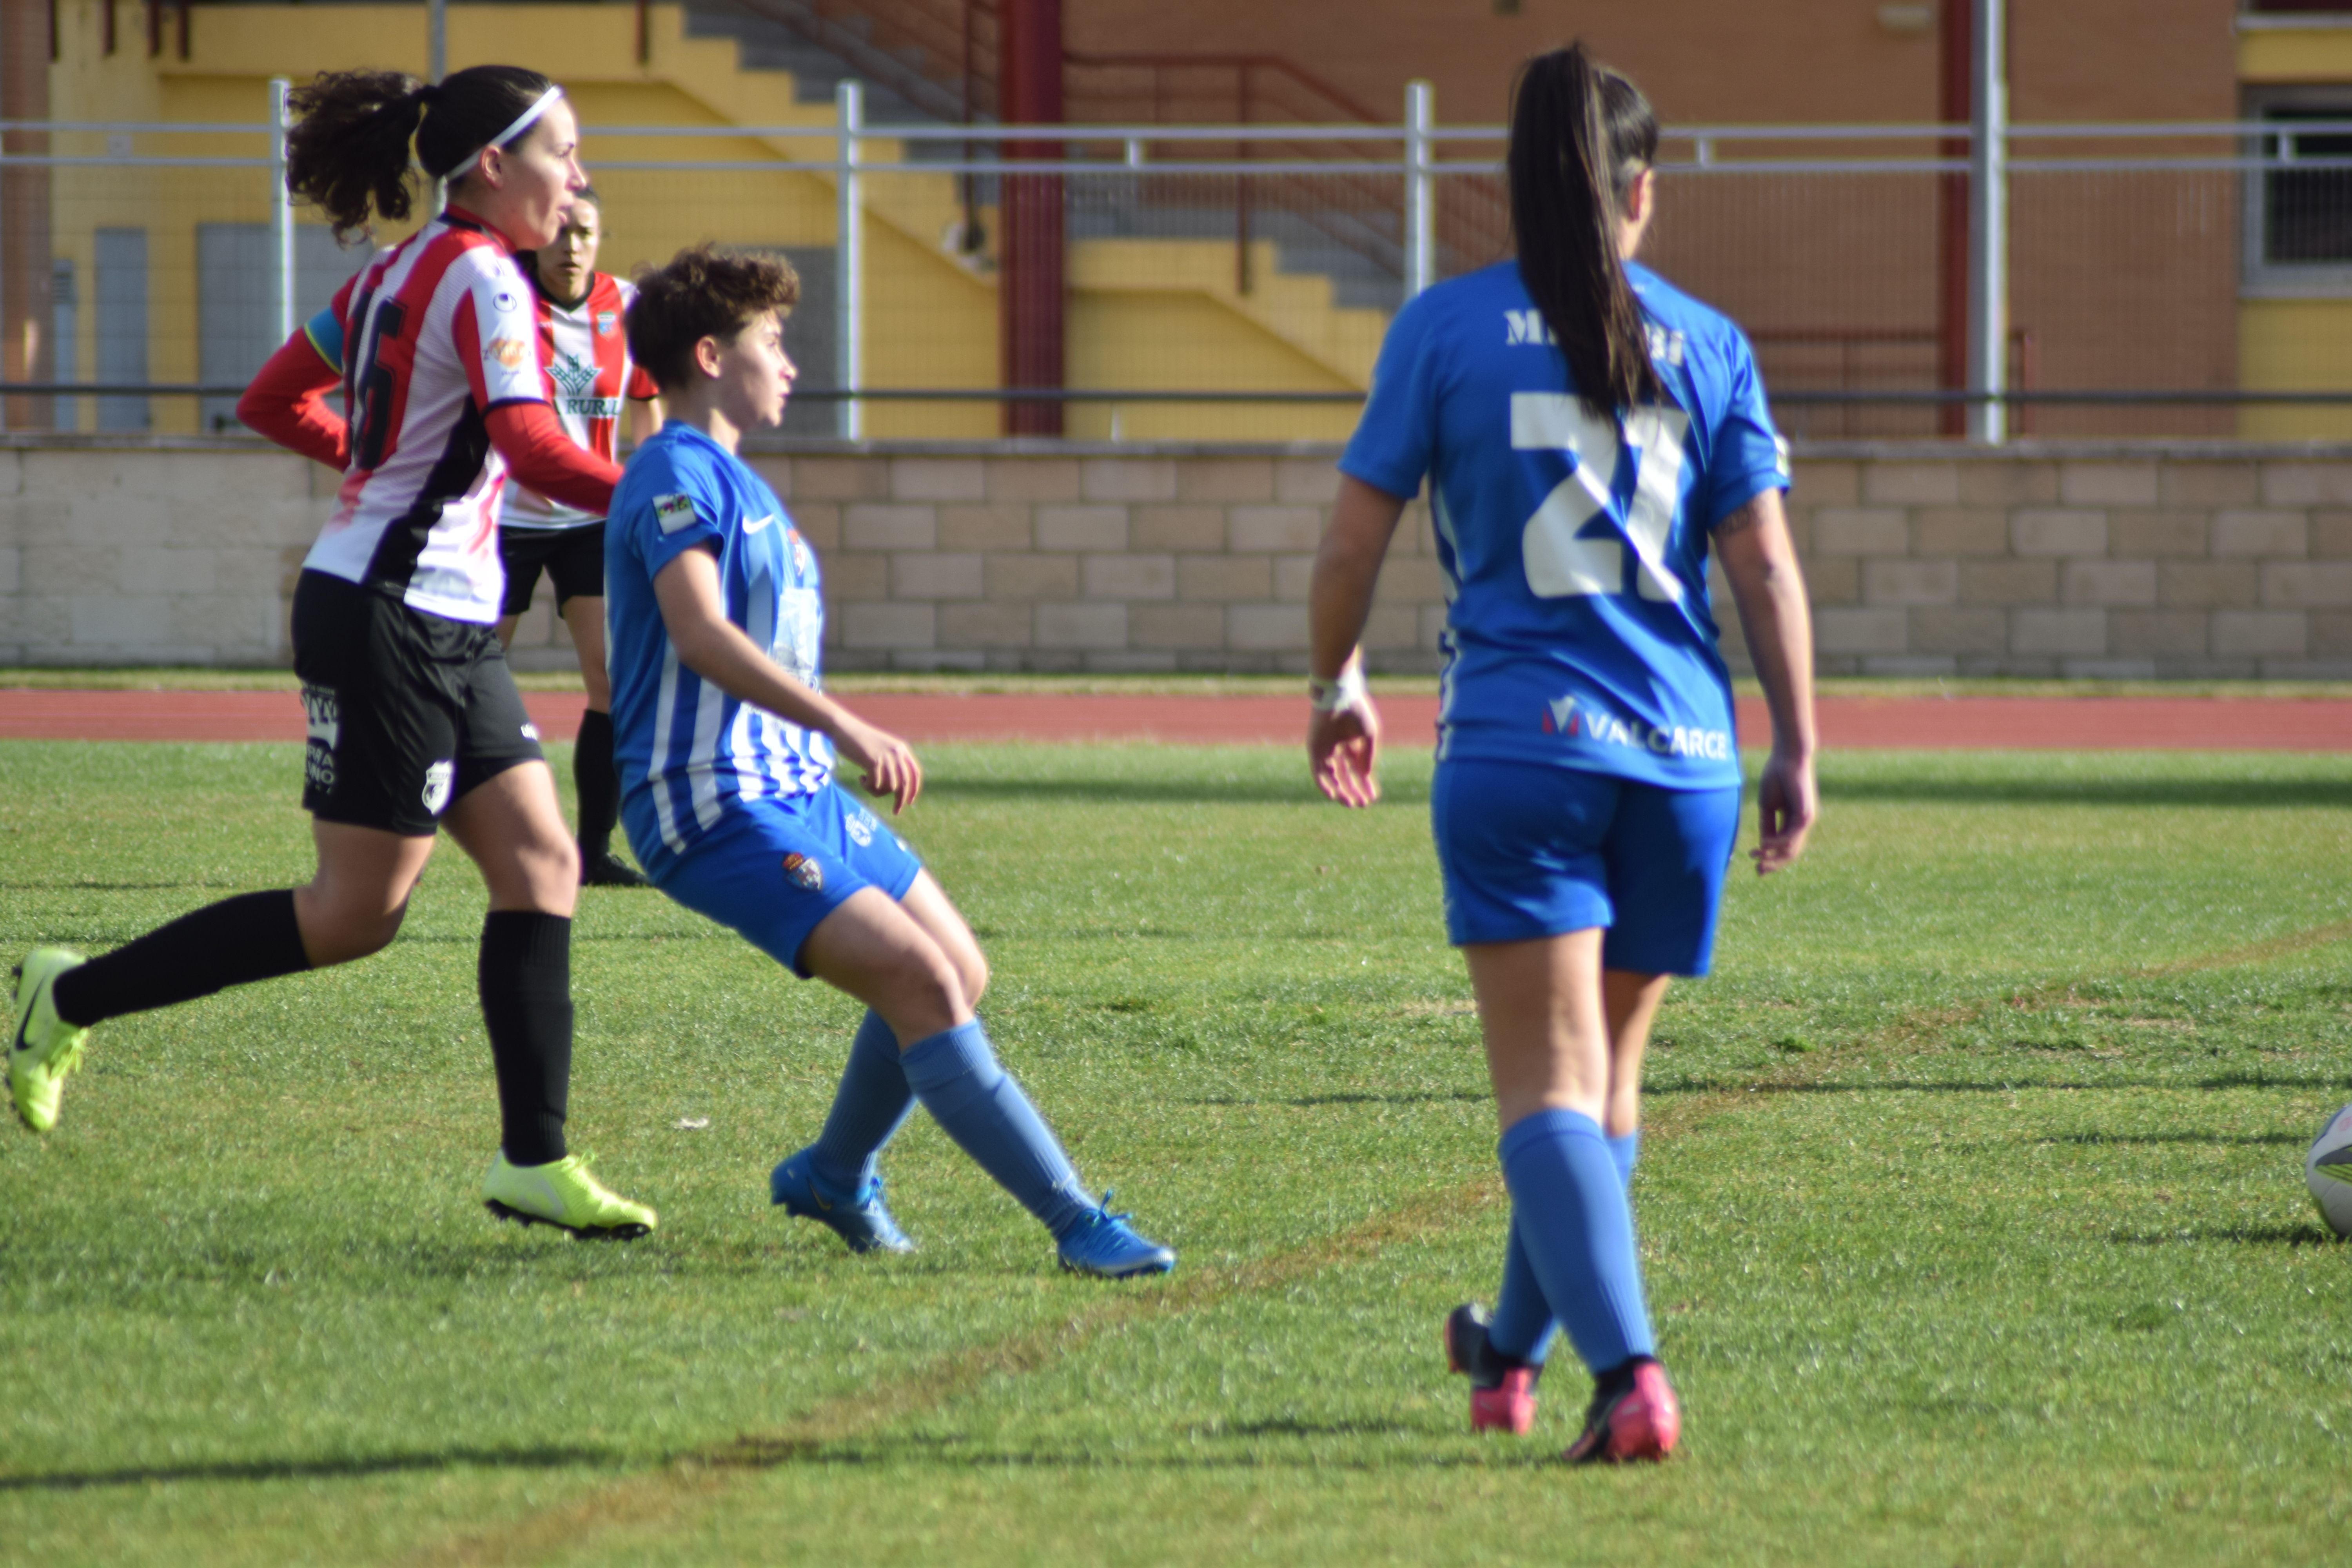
2306;1103;2352;1238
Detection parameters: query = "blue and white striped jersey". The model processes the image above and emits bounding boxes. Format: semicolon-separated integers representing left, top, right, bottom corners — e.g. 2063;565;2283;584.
606;421;831;868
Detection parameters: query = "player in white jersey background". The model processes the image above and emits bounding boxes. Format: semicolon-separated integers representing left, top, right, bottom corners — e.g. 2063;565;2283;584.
1308;44;1818;1463
496;187;662;887
9;65;658;1241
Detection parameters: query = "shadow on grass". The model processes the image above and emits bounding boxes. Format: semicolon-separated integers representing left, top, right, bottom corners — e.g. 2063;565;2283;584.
1183;1091;1490;1109
1819;775;2352;811
714;1436;1519;1473
2107;1224;2341;1248
0;1445;613;1492
925;776;1432;808
2043;1131;2310;1147
1649;1072;2352;1097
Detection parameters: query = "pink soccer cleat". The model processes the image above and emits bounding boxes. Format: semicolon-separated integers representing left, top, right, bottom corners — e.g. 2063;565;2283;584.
1443;1303;1540;1436
1563;1358;1680;1465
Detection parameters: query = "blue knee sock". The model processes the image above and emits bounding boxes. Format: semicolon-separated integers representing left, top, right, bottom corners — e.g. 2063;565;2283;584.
1487;1129;1640;1366
899;1020;1093;1238
806;1009;918;1199
1496;1109;1655;1374
1610;1130;1641;1187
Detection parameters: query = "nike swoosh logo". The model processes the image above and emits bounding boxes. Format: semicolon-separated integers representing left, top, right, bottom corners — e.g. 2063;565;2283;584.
744;514;776;535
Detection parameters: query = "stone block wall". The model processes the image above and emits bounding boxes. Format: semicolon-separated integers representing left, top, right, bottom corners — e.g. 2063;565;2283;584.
10;436;2352;679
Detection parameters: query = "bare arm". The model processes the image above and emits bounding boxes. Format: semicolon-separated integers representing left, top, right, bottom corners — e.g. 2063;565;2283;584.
1715;488;1817;873
651;546;922;812
1305;474;1410;807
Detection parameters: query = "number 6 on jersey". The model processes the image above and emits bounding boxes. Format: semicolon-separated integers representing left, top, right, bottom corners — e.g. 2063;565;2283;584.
1513;393;1690;604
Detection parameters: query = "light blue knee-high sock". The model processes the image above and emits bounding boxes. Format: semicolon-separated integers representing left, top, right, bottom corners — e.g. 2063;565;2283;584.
1494;1111;1654;1374
806;1009;918;1199
1488;1131;1640;1365
899;1019;1093;1238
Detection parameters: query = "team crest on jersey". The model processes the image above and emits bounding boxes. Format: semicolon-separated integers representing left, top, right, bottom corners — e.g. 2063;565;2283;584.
781;852;824;891
485;336;532;370
654;493;698;534
845;810;875;848
595;310;619;337
548;352;599;397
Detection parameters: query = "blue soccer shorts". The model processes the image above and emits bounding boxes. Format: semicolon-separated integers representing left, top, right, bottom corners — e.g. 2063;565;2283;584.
649;782;924;977
1430;758;1742;976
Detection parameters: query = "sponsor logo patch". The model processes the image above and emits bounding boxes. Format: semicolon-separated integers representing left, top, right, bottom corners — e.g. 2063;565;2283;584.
422;759;456;816
548;352;599;397
485;335;532;371
1541;695;1580;737
654;492;698;534
302;684;340;793
781;852;824;892
1574;706;1732;762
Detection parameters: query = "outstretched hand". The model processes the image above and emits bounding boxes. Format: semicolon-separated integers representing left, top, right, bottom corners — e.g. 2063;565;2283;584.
1749;748;1816;874
1309;699;1383;808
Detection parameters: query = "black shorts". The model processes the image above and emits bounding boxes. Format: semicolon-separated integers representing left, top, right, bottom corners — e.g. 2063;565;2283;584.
498;521;606;617
292;571;545;837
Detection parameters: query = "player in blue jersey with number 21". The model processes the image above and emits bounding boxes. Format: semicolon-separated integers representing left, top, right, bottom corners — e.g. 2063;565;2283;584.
1309;45;1818;1462
604;246;1174;1278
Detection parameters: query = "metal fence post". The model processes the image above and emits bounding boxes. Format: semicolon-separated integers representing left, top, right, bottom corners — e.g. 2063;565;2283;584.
1403;80;1435;299
1967;0;2007;445
837;79;863;441
270;78;295;345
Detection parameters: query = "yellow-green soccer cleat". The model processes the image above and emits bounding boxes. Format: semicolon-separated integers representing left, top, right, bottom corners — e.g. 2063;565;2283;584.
10;948;91;1134
482;1150;657;1240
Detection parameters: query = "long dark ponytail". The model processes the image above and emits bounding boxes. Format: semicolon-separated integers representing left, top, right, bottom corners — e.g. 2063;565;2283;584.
287;64;556;242
1508;44;1661;414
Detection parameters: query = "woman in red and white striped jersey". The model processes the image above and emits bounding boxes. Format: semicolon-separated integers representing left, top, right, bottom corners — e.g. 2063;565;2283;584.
6;65;657;1241
498;187;662;887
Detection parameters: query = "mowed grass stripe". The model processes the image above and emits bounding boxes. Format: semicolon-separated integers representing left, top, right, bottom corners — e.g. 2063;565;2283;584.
408;909;2352;1567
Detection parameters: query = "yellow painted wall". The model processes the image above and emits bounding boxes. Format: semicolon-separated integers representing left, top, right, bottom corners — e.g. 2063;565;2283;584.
38;1;1377;440
2240;24;2352;439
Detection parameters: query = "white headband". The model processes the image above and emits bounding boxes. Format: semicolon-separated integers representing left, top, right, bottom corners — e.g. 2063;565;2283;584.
466;85;564;174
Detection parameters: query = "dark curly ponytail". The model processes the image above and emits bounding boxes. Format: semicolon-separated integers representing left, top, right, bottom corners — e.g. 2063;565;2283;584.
286;64;557;243
1508;44;1661;415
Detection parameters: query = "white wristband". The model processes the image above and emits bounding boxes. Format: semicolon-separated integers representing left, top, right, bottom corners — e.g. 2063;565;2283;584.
1308;666;1368;715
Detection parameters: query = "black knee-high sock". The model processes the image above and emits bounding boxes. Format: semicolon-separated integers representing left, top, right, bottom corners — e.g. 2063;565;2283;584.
479;911;572;1166
573;708;621;858
49;890;310;1027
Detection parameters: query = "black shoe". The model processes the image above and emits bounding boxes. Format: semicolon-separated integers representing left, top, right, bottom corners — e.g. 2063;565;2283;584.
579;849;648;888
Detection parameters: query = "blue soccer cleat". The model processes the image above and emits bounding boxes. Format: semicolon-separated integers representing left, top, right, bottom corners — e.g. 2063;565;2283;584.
1056;1193;1176;1279
769;1147;915;1254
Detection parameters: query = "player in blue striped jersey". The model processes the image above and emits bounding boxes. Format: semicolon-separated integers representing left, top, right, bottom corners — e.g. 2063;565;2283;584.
603;246;1174;1278
1309;45;1819;1461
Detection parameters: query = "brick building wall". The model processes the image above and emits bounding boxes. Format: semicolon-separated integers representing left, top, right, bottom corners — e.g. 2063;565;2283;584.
10;438;2352;681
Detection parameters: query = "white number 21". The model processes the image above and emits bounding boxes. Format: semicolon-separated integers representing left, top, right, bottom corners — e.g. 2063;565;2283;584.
1512;393;1691;603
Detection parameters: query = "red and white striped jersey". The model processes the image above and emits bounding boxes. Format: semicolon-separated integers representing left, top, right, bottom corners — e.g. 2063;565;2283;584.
300;210;548;624
501;271;659;530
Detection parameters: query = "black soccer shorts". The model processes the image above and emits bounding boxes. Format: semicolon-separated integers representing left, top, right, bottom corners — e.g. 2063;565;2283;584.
497;521;607;618
292;571;545;838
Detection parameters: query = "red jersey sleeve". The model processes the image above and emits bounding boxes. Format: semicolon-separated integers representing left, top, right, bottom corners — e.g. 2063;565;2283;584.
626;361;660;402
236;331;348;470
486;401;622;517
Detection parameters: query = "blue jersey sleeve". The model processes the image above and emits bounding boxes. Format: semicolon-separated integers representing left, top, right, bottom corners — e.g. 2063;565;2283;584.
615;452;728;586
302;305;344;372
1340;290;1446;501
1698;329;1790;529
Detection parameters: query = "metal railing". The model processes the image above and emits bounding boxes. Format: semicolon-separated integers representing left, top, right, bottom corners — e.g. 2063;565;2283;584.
8;85;2352;441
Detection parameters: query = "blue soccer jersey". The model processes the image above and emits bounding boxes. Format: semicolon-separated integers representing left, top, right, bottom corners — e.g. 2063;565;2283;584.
1340;260;1788;791
606;422;831;864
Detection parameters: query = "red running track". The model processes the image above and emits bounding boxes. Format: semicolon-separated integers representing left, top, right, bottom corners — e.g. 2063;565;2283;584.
4;688;2352;749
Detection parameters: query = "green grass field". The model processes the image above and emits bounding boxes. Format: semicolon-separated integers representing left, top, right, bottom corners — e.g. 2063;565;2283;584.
3;738;2350;1565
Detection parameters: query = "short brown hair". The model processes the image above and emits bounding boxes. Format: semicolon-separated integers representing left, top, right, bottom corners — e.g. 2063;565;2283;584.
626;245;800;392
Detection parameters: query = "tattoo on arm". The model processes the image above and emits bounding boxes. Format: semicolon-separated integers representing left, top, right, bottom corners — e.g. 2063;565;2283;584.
1714;497;1771;540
